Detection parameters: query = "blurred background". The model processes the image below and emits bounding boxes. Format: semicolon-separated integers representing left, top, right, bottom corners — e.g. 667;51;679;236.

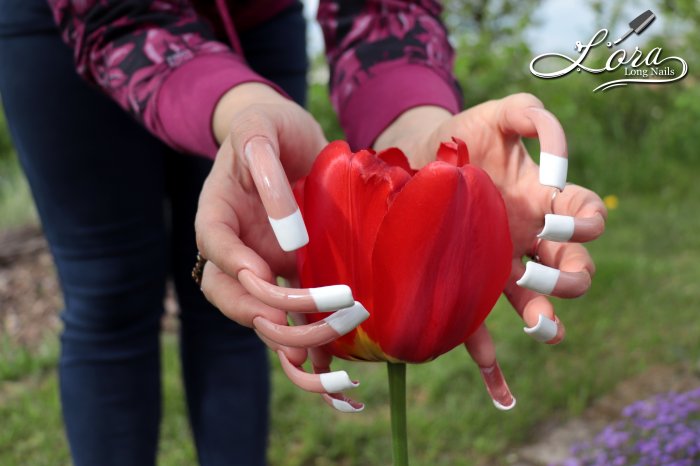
1;0;698;464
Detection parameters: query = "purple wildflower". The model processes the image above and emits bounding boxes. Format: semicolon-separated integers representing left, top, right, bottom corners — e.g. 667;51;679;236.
554;387;700;466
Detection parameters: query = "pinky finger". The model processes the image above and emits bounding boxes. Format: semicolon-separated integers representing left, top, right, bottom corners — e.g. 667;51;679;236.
464;324;516;410
505;260;566;345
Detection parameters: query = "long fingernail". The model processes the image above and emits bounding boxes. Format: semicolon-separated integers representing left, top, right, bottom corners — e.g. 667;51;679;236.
320;371;359;393
330;398;365;413
310;285;354;311
523;314;558;343
324;301;370;335
539;152;568;190
268;209;309;252
538;214;575;242
244;138;308;251
479;363;516;411
516;261;560;295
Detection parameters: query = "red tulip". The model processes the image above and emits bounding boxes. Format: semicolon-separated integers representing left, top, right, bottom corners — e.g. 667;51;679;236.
293;139;512;363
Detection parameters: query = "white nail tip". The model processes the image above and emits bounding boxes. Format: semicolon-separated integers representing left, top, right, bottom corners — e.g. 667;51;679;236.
493;397;517;411
309;285;354;311
539;152;568;190
323;302;370;335
538;214;575;242
268;209;309;252
320;371;359;393
523;314;558;342
331;398;364;413
516;261;560;295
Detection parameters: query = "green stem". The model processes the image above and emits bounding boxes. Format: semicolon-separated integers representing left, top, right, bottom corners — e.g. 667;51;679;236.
387;362;408;466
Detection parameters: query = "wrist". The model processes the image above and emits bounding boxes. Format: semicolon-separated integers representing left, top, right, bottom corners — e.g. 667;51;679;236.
374;106;453;168
212;82;288;145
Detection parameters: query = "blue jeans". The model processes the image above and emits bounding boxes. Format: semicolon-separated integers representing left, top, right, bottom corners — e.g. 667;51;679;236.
0;2;307;465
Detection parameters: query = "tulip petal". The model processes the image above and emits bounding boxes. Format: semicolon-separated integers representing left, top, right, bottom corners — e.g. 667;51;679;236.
294;141;511;363
369;162;511;362
436;137;470;166
294;141;412;360
376;147;415;175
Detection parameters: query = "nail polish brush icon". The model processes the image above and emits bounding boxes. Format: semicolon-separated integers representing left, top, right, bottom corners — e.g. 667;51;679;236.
613;10;656;45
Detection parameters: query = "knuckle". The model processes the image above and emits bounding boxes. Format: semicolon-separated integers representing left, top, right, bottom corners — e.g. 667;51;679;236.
512;92;544;108
230;104;273;137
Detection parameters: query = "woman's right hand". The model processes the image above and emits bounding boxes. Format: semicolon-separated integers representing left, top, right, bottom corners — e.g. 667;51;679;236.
194;83;369;410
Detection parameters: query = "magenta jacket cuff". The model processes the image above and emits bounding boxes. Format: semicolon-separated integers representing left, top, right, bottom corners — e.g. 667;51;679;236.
340;64;462;151
155;53;283;159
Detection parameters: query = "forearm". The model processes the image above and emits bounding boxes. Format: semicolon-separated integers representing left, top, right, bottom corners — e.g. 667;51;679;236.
319;0;462;151
49;0;281;158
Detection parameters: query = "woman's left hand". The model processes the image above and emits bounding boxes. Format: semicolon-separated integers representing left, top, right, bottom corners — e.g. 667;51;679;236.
375;93;607;344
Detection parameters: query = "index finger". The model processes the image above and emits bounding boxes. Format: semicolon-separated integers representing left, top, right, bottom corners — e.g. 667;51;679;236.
498;94;606;244
499;93;569;191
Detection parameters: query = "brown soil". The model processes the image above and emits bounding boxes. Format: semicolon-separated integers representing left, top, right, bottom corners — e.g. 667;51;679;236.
0;224;179;348
0;224;62;347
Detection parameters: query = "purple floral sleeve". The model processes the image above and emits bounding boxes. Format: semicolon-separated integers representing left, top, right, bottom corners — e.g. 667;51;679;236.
47;0;278;157
318;0;462;149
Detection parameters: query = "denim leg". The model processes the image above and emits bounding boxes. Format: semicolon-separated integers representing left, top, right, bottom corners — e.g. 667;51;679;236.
168;4;309;465
0;30;171;466
167;153;271;466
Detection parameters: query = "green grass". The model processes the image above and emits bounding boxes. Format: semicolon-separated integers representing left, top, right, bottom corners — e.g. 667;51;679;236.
1;184;698;465
0;334;198;466
0;154;37;228
0;336;58;383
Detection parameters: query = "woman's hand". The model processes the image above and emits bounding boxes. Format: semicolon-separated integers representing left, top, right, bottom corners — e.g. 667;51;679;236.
375;93;607;345
194;83;370;404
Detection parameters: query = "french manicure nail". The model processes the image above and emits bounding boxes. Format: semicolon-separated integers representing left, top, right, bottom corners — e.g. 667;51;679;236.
523;314;558;343
320;371;359;393
538;214;575;242
539;152;568;190
244;138;309;251
268;209;309;252
323;301;370;335
310;285;354;311
516;261;560;295
479;363;516;411
330;398;365;413
493;397;517;411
